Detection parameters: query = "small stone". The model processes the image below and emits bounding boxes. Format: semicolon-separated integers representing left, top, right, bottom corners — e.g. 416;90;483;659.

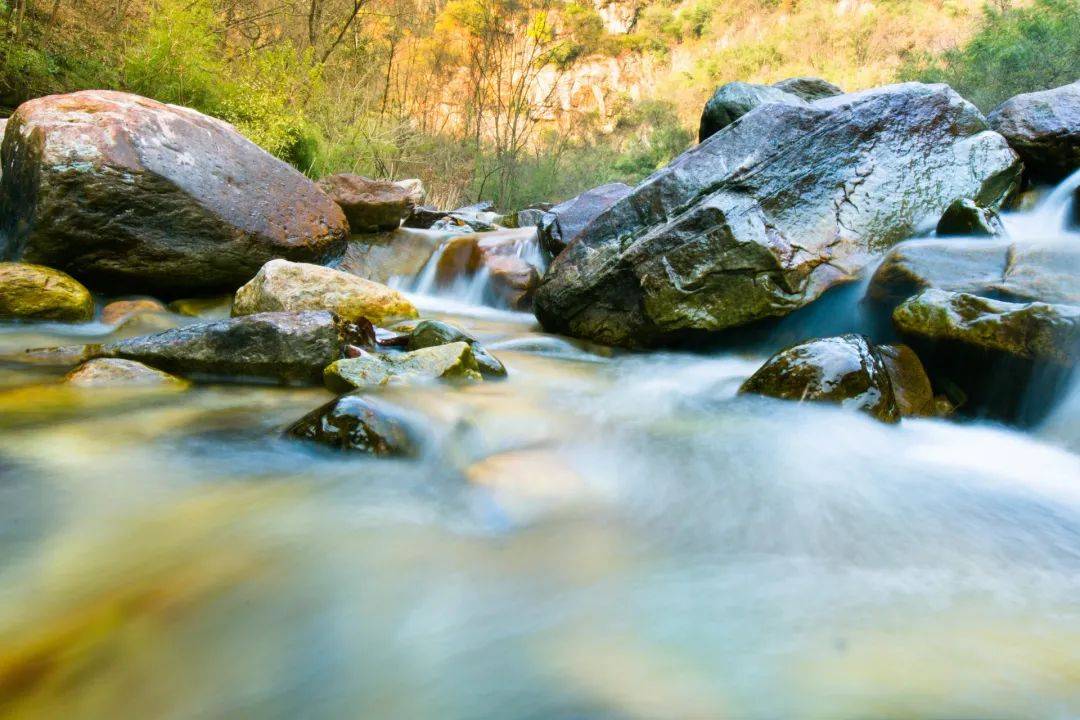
167;297;233;319
0;263;93;322
771;77;843;101
877;344;935;417
317;174;413;233
286;394;417;455
936;198;1005;237
64;358;189;388
100;298;168;325
406;320;507;378
324;341;482;392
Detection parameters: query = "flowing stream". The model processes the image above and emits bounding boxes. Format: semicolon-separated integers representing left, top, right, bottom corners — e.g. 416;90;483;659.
0;179;1078;718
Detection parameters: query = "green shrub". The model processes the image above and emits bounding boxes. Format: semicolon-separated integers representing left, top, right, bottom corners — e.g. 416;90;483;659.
904;0;1080;110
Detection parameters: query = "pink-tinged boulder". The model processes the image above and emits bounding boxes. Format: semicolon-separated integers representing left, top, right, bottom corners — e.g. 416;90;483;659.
317;174;413;233
0;90;348;294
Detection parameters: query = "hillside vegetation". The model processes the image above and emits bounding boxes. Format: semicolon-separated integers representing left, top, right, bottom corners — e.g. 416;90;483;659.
0;0;1075;208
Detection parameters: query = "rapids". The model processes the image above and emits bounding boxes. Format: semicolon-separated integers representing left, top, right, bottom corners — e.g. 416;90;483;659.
0;177;1078;718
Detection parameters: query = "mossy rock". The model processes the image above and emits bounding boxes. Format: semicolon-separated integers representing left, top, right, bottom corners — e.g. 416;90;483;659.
65;358;189;389
0;263;93;322
406;320;506;378
324;341;482;392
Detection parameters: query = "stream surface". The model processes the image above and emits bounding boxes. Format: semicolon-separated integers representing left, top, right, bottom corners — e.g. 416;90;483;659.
0;179;1078;719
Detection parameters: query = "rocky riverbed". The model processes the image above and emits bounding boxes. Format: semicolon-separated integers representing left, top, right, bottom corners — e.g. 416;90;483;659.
0;79;1078;718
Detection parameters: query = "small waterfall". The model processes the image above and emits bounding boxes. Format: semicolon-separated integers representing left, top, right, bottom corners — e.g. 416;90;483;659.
1001;167;1080;240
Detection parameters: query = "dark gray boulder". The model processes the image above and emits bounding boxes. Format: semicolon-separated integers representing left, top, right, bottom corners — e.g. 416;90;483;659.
537;182;632;257
772;77;843;101
92;311;362;384
739;334;900;423
536;83;1021;347
698;81;806;142
0;91;348;294
936;198;1005;237
988;80;1080;182
286;394;418;456
867;239;1080;309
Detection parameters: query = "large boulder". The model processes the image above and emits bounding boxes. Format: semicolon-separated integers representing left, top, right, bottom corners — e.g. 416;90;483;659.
988;81;1080;182
537;182;632;257
867;239;1080;309
324;342;482;392
91;311;363;384
317;174;414;233
739;334;900;423
232;259;416;326
536;83;1022;347
0;90;347;294
771;77;843;102
698;82;806;142
893;289;1080;422
286;394;418;456
0;262;93;322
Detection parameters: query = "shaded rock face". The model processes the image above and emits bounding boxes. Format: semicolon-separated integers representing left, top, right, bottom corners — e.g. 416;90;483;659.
698;82;806;142
936;198;1004;237
893;288;1080;423
324;341;482;392
771;77;843;102
407;319;507;378
64;358;188;388
988;81;1080;182
537;83;1021;348
867;239;1080;309
403;205;447;229
97;311;360;384
286;394;417;456
537;182;632;257
0;90;347;294
232;259;417;326
0;262;93;322
317;174;413;233
739;334;900;422
877;343;935;417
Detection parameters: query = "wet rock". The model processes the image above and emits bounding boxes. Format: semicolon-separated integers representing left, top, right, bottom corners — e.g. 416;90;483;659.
877;344;935;416
167;296;233;319
0;90;347;294
698;81;806;141
739;334;900;423
96;311;361;384
407;319;507;378
403;205;448;229
100;298;168;325
337;231;437;284
537;83;1021;347
430;214;498;234
893;289;1080;423
286;394;417;455
772;77;843;102
324;341;482;392
936;198;1005;237
317;174;413;233
64;358;189;388
988;80;1080;182
434;235;483;284
867;239;1080;309
894;289;1080;366
485;254;539;310
537;182;633;257
514;205;554;230
232;259;416;326
0;262;93;322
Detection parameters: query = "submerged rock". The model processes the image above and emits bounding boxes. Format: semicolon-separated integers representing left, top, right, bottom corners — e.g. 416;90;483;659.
324;341;482;392
936;198;1005;237
232;259;417;326
64;358;189;388
988;80;1080;181
0;262;93;322
100;298;168;325
96;311;361;384
286;394;417;455
894;289;1080;366
406;319;507;378
698;81;806;141
0;90;347;294
877;344;935;417
537;182;632;257
771;77;843;102
338;231;437;284
167;296;233;319
739;334;900;423
867;239;1080;309
537;83;1021;347
317;174;413;233
485;254;539;310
